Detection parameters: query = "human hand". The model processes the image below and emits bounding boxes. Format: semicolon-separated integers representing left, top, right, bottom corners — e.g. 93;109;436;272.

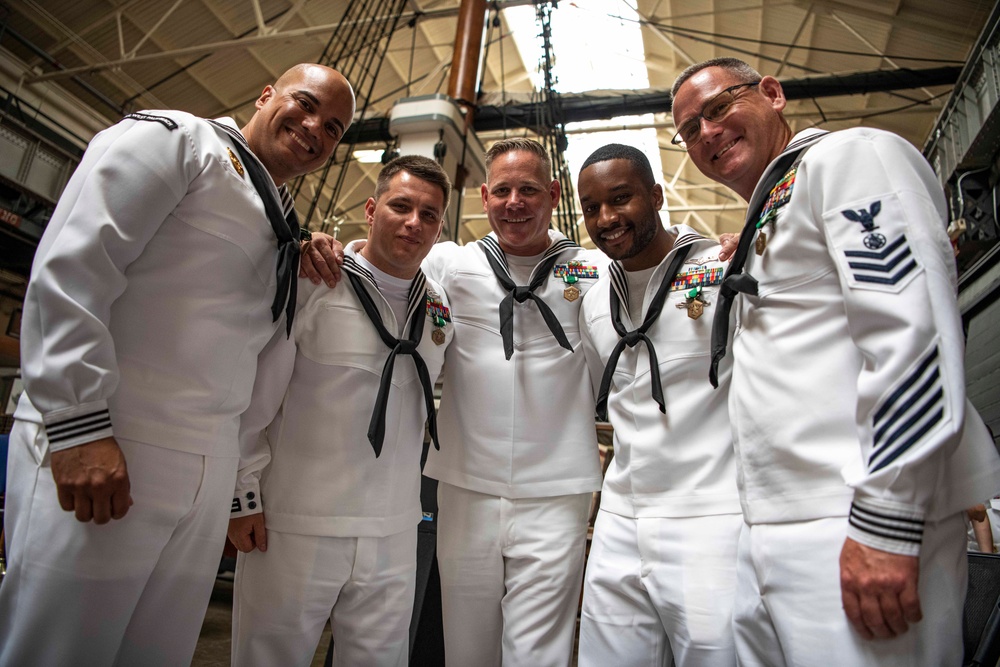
840;537;921;640
299;232;344;287
718;233;739;261
50;436;133;524
967;504;988;522
228;513;268;553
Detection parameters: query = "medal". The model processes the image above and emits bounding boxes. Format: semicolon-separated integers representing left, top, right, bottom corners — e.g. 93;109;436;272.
755;231;767;255
676;286;709;320
226;147;244;177
564;285;580;302
432;329;445;346
687;299;705;320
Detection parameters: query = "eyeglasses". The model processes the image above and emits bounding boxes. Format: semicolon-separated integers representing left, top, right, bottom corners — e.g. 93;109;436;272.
671;81;761;149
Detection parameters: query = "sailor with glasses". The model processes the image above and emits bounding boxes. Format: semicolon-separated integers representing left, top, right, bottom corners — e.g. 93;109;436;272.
670;57;1000;666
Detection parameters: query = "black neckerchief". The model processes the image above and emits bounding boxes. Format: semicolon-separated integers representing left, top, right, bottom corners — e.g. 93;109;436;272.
209;119;300;336
596;240;694;420
343;256;439;458
478;234;579;360
708;131;828;387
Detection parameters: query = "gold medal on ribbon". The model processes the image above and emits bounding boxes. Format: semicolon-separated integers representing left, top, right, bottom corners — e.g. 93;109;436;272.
686;298;705;320
227;147;244;177
755;231;767;255
432;328;445;346
564;285;580;302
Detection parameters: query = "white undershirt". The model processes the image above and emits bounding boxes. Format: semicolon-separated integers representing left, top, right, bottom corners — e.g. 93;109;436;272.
355;253;413;336
623;265;658;325
505;250;547;285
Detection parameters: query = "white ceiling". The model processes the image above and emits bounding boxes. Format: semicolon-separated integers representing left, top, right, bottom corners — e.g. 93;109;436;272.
1;0;993;246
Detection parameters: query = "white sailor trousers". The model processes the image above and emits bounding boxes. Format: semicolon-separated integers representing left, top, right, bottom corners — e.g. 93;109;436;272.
436;482;591;667
579;510;741;666
231;527;417;667
733;514;967;667
0;422;237;667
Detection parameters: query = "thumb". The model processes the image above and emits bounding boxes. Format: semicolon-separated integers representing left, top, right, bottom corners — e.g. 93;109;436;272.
255;520;268;552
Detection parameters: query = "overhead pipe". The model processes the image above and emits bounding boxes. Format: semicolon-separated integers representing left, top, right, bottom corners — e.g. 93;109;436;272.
344;66;963;145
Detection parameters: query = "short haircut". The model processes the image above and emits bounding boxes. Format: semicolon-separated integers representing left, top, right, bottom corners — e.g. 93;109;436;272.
671;57;762;98
484;137;551;176
374;154;452;213
579;143;655;188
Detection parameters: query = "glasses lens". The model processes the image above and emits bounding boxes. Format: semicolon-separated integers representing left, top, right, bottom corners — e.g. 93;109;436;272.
703;94;734;123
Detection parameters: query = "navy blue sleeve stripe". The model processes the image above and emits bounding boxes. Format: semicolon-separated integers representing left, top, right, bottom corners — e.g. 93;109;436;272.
848;516;923;544
48;417;113;444
851;503;925;528
849;503;924;544
873;347;939;424
874;367;941;447
873;387;944;460
871;406;944;473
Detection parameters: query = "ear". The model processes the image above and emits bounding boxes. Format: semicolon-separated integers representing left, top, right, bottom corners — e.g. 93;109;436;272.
549;179;561;209
481;183;489;211
364;197;377;230
255;85;276;111
758;76;786;113
652;183;664;211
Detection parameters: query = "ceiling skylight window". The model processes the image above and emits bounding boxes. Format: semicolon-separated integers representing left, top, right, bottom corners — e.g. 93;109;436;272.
504;0;648;92
502;1;668;234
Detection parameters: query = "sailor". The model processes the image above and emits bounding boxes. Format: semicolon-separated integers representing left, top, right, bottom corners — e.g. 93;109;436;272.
577;143;741;666
671;56;1000;666
228;155;453;666
302;137;609;666
0;64;355;666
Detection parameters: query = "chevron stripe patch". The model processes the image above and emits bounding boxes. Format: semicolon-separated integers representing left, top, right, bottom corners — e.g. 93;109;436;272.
844;234;918;286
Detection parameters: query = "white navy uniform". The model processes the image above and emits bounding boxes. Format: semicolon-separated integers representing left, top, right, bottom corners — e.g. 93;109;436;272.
229;245;452;666
422;230;607;666
728;127;1000;666
0;111;292;666
578;227;741;666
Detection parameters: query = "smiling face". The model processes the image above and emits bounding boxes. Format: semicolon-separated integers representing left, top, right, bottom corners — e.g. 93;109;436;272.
671;67;791;201
481;150;560;256
579;158;672;271
242;64;356;185
361;170;446;280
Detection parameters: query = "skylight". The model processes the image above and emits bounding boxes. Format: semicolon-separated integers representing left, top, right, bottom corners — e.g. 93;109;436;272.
502;0;668;233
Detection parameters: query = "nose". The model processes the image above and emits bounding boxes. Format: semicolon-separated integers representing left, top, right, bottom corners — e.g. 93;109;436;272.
506;191;523;207
300;112;320;136
403;211;421;228
598;202;618;227
697;115;724;142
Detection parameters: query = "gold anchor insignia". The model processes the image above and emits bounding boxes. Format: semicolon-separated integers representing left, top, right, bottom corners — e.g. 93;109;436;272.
227;147;244;177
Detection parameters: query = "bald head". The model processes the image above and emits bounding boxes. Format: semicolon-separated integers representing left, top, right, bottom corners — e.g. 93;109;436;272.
242;63;356;185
